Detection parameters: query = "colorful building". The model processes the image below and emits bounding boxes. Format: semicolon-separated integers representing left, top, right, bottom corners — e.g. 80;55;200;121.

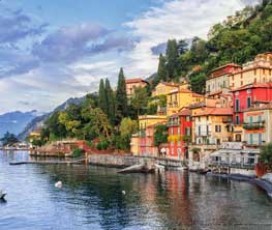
152;82;179;97
189;106;233;169
167;109;192;160
138;115;167;156
230;52;272;89
243;103;272;147
125;78;148;98
206;63;241;94
232;82;272;142
167;86;203;115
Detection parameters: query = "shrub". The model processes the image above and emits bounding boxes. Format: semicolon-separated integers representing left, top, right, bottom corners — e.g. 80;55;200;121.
72;148;85;158
96;140;109;150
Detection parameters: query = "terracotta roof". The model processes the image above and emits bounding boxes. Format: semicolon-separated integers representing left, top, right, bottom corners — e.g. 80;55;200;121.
159;82;180;87
169;109;191;118
125;78;147;84
210;63;241;73
232;82;272;91
192;108;233;117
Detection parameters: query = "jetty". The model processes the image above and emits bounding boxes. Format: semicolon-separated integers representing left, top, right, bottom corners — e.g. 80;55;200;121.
9;157;85;166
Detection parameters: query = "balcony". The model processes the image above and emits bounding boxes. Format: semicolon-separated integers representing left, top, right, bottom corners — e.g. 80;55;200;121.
222;117;233;123
243;121;265;130
167;121;180;127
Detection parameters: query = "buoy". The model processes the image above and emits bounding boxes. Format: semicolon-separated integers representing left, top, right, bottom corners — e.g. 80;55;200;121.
122;190;126;195
55;181;62;188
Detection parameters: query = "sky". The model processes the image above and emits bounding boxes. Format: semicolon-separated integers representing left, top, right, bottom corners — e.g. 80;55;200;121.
0;0;260;114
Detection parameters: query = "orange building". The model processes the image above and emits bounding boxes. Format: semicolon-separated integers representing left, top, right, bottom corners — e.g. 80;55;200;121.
125;78;148;98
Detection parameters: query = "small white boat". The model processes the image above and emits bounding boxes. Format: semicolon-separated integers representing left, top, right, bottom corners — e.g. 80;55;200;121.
155;163;165;170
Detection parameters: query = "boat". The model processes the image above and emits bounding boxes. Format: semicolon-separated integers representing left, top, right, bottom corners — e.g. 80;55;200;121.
155;163;165;170
118;163;155;174
155;162;188;171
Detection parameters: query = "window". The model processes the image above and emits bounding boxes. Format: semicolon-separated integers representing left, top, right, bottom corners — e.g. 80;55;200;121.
215;125;221;132
258;134;262;145
206;116;209;121
198;126;201;136
235;99;240;112
186;116;190;122
235;115;240;125
235;134;241;142
247;97;251;108
249;134;253;144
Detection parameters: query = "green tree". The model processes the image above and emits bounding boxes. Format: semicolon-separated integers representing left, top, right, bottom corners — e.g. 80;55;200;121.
154;125;168;147
165;39;180;80
120;118;138;137
105;78;115;124
115;67;128;125
130;86;149;116
98;79;107;114
0;132;19;146
157;54;167;82
259;143;272;164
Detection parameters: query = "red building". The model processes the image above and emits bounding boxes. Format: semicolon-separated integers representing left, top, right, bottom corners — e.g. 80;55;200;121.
232;83;272;125
167;109;192;160
139;124;158;157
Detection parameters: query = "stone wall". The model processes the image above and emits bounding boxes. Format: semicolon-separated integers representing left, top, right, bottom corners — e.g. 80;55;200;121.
88;154;155;168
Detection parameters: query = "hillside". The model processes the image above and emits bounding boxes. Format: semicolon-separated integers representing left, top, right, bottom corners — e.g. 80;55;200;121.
18;96;85;140
153;0;272;93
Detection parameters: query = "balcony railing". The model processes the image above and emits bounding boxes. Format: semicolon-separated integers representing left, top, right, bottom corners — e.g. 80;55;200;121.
243;121;265;130
222;117;233;123
167;121;180;127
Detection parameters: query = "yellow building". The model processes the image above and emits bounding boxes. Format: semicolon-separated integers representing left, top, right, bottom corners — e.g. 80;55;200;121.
138;115;167;130
230;52;272;89
243;104;272;147
167;87;203;115
152;82;179;97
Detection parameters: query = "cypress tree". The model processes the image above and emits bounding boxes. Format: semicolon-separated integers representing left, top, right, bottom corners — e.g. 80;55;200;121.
115;67;128;125
105;78;115;124
166;39;179;80
98;79;107;114
157;53;167;82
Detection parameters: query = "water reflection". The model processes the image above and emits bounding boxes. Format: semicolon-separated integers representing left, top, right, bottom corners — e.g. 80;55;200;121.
1;151;272;230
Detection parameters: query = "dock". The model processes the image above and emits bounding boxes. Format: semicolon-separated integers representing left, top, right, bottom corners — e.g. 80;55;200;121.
9;157;86;165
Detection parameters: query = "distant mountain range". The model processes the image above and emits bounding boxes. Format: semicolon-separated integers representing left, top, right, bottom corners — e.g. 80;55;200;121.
0;110;38;138
0;97;85;140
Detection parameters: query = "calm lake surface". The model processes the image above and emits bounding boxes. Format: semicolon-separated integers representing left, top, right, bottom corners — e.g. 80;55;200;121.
1;151;272;230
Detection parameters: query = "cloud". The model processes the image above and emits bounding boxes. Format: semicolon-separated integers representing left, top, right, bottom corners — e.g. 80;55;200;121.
122;0;261;78
0;9;47;44
0;47;39;78
0;0;261;114
32;23;136;63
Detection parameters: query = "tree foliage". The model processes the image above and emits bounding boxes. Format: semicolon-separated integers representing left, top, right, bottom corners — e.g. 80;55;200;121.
154;125;168;147
115;68;128;125
0;132;19;146
259;143;272;164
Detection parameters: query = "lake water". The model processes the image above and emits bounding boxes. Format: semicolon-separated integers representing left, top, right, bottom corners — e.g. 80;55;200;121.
1;151;272;230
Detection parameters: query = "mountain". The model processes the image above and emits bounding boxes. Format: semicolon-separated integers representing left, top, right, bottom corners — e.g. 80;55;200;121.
0;110;39;138
17;96;85;140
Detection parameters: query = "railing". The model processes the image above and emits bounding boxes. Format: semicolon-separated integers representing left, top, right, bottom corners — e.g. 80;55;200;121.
209;161;255;170
167;121;180;127
222;117;233;123
243;121;265;130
